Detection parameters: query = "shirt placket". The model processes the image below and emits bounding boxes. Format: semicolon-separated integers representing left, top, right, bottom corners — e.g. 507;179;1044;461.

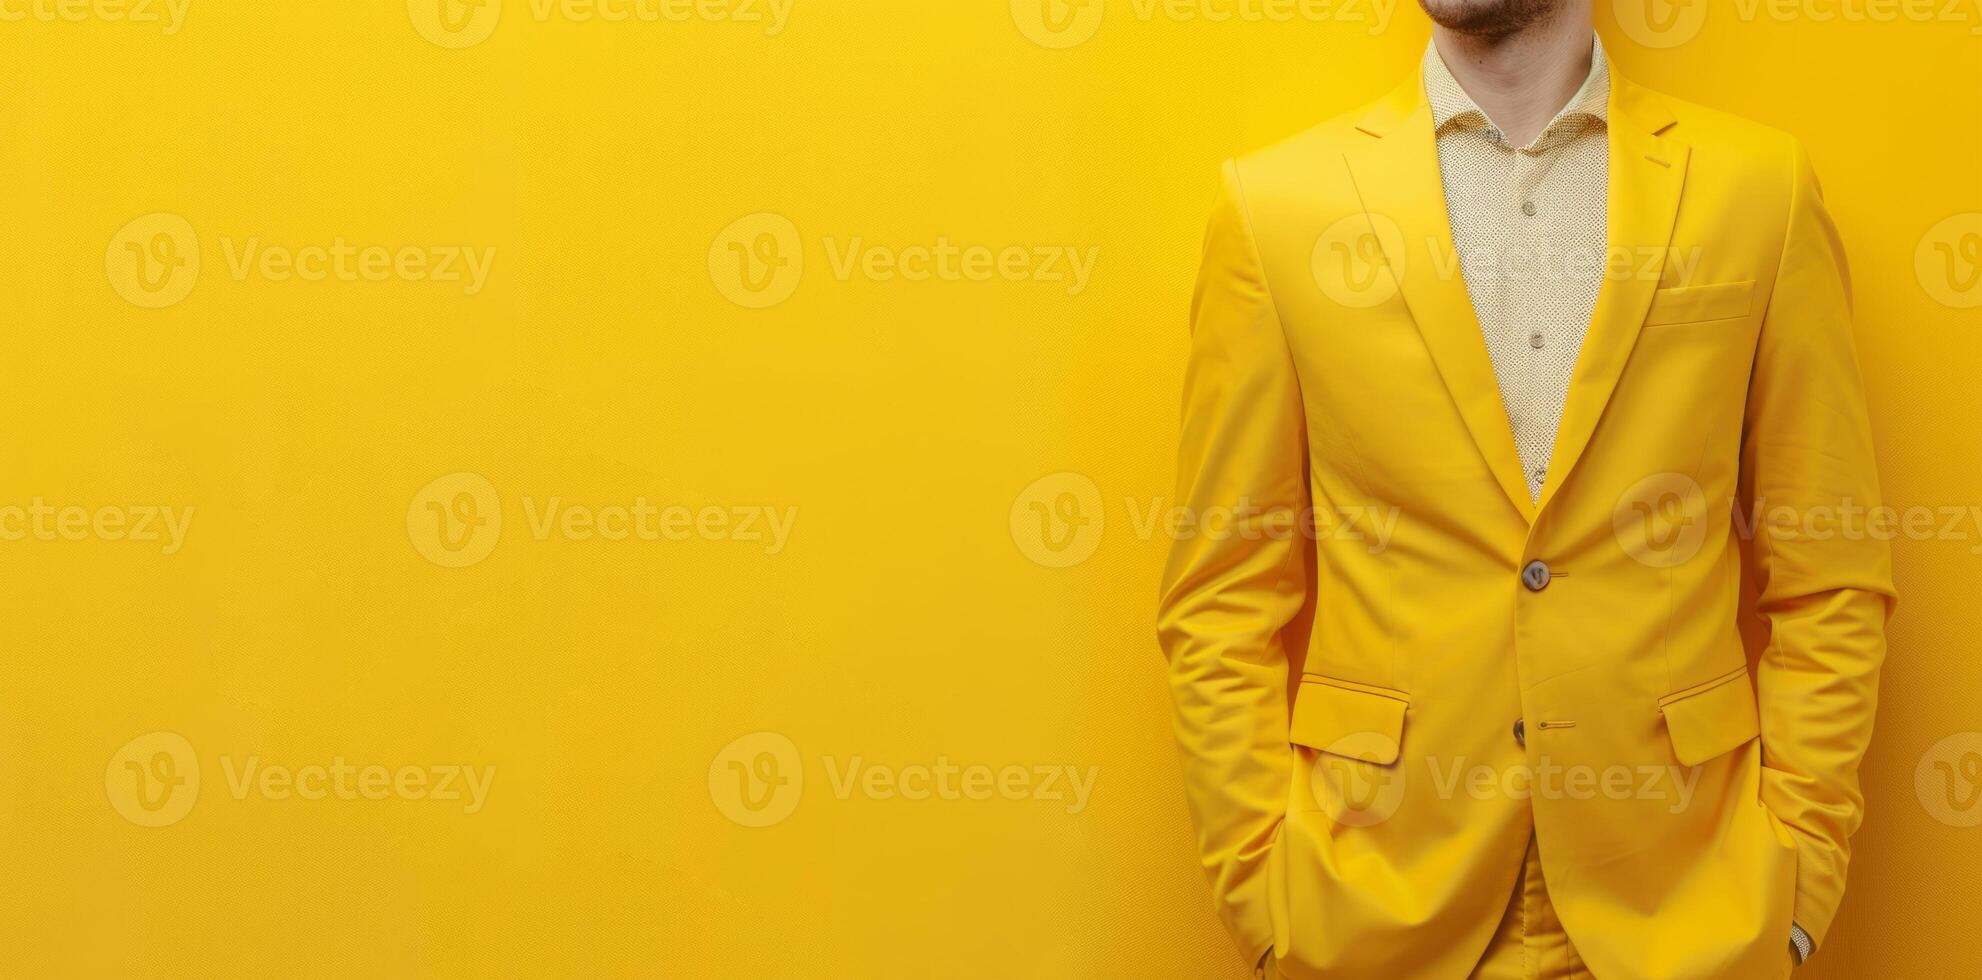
1510;142;1553;494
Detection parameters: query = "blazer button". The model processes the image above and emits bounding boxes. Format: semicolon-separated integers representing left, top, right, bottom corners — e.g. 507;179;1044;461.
1514;719;1526;747
1521;560;1551;591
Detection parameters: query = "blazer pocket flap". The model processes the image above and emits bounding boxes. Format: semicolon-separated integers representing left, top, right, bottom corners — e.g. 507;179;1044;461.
1658;668;1760;767
1289;676;1408;766
1644;280;1755;326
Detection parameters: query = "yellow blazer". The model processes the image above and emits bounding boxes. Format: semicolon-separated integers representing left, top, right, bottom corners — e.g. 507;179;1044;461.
1158;63;1895;980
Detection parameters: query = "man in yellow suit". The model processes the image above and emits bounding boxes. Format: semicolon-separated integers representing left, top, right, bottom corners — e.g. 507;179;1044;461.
1156;1;1895;977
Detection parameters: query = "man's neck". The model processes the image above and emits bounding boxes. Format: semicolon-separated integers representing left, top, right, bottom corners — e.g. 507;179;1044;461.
1430;12;1595;148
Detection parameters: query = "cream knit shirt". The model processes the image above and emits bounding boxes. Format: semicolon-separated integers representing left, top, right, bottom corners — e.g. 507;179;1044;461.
1424;40;1611;502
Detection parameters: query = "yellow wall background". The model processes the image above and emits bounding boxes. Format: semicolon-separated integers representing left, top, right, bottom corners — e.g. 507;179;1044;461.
2;1;1978;976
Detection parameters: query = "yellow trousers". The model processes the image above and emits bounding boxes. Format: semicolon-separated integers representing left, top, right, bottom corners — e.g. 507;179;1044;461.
1469;835;1590;980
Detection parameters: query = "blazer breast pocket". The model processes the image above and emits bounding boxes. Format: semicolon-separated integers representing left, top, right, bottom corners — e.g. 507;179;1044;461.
1643;279;1755;327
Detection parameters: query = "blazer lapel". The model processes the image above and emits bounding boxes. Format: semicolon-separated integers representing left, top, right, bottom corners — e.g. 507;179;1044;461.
1535;75;1689;510
1344;79;1537;522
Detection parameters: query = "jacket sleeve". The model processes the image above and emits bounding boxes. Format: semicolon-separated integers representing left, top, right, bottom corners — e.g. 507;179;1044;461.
1157;159;1309;967
1739;137;1898;953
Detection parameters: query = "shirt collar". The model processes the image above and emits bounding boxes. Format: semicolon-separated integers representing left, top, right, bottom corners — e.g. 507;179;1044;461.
1423;36;1610;145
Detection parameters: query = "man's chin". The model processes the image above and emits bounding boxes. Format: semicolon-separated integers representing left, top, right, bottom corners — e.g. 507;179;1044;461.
1417;0;1560;37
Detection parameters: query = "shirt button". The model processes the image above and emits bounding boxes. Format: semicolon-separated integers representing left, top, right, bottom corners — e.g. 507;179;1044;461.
1521;201;1538;217
1522;560;1551;591
1529;332;1546;349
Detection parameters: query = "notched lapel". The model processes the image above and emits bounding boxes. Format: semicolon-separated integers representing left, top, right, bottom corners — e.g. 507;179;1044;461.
1342;80;1538;523
1536;77;1690;511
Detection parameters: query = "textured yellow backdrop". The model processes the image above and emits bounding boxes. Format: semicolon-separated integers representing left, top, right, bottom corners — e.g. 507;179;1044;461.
2;1;1977;977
